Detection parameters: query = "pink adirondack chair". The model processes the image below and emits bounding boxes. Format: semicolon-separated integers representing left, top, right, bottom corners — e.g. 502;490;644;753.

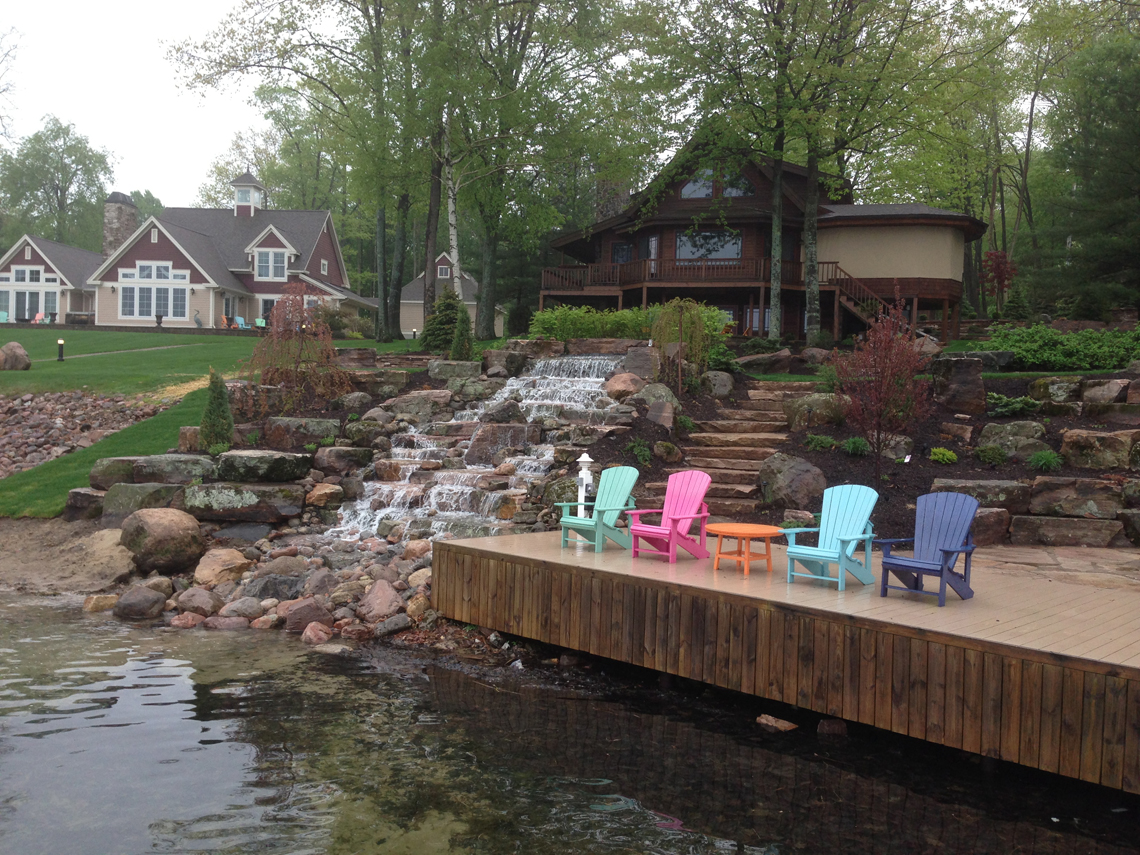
628;470;712;562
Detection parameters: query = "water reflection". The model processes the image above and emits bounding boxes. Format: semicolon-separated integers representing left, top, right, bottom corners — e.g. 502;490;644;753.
0;595;1137;854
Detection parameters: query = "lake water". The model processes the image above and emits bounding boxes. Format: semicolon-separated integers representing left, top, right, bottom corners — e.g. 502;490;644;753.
1;595;1138;854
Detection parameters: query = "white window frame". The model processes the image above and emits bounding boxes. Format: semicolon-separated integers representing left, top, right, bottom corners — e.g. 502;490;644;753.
119;262;189;283
256;250;288;281
150;228;159;243
438;264;451;279
13;266;43;284
24;246;31;260
120;285;136;318
236;188;252;205
261;298;277;318
321;259;329;276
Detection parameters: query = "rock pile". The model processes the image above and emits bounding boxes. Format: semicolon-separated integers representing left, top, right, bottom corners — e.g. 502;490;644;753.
0;391;162;480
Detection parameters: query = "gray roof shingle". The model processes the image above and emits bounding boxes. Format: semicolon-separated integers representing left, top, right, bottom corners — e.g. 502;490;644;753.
158;208;331;275
28;237;103;290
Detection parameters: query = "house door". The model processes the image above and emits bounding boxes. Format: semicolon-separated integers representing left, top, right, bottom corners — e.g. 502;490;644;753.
14;291;39;320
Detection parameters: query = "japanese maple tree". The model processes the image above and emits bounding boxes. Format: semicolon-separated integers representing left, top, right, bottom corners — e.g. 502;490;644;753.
833;297;933;481
982;251;1018;313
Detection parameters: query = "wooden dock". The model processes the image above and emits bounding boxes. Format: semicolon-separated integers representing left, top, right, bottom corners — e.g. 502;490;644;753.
434;531;1140;794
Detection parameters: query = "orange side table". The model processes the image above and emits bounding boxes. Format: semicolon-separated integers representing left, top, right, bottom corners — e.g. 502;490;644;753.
706;523;784;574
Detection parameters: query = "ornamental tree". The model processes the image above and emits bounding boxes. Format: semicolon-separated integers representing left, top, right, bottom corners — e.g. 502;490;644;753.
833;297;933;481
199;366;234;451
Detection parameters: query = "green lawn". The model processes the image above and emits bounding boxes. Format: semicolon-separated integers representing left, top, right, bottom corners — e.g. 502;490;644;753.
0;388;208;518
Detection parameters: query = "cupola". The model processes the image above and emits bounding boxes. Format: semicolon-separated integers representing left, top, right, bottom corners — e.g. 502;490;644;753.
230;171;266;217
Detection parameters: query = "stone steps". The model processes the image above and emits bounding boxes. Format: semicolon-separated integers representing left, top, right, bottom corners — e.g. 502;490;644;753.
747;389;815;402
745;380;819;392
687;432;787;448
683;446;776;462
683;456;767;471
639;492;759;516
696;419;787;433
727;399;787;412
715;407;787;420
668;466;758;484
647;481;757;500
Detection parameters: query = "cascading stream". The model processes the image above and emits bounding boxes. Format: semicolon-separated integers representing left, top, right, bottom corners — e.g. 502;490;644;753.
329;353;624;543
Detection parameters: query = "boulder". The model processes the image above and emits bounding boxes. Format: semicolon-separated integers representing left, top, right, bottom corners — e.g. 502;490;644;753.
142;575;175;598
334;390;374;410
374;612;413;637
915;337;943;357
1009;516;1125;547
735;349;793;374
700;371;734;398
1117;510;1140;544
219;597;265;619
112;586;168;621
1060;429;1138;470
783;393;846;432
63;487;106;522
543;476;578;508
0;341;31;370
357;580;406;623
374;460;405;481
282;596;335;632
177;586;225;617
408;567;432;587
756;453;826;510
566;338;644;355
604;373;647;401
403;539;432;560
482;349;530;378
939;351;1014;372
131;454;217;485
940;423;973;444
263;417;341;449
646;401;675;428
89;456;144;490
799;347;832;365
1081;379;1130;404
211;523;272;544
101;483;181;523
120;508;205;573
971;508;1011;546
503;337;565;358
194;548;254;587
623;346;660;381
306;483;344;507
258;555;308;577
344;420;390;447
250;614;284;630
653;441;683;464
383;389;454;419
1027;377;1081;403
931;357;985;414
179;483;305;522
334;347;379;370
83;593;119;613
880;434;913;460
178;426;201;453
313;446;373;474
361;407;396;425
301;622;334;644
428;359;481;380
629;383;680;409
930;479;1031;514
977;421;1051;461
464;423;540;467
1029;477;1123;519
479;400;524;424
216;450;312;482
171;612;207;629
202;616;251;631
243;574;305;602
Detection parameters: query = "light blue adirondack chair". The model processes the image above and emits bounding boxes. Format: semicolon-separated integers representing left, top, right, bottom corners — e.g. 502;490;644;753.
786;485;879;591
557;465;639;552
0;311;7;323
234;316;252;330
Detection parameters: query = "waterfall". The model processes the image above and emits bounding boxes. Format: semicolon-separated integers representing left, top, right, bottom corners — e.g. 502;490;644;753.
454;354;624;423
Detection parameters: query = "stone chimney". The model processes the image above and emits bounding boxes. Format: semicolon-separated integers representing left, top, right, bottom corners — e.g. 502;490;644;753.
103;192;138;258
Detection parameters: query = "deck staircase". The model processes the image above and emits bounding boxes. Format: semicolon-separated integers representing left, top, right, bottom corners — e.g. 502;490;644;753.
642;380;817;517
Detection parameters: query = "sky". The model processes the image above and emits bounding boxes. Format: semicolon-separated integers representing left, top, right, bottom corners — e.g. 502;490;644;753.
2;1;262;207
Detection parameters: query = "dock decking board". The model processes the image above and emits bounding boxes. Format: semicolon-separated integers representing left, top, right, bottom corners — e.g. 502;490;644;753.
435;531;1140;793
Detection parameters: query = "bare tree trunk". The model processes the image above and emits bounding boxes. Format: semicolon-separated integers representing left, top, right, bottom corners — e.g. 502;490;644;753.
374;203;388;341
477;230;499;340
768;132;785;341
443;115;462;296
422;126;443;320
804;150;820;343
387;191;410;339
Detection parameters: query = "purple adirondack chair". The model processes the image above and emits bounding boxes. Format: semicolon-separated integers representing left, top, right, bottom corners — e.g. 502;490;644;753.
876;491;979;606
628;470;712;562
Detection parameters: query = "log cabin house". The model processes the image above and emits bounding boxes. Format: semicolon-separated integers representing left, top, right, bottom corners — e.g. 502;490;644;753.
542;144;987;342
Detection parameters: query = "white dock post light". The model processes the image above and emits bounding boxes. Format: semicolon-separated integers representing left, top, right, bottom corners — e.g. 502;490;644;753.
576;452;594;518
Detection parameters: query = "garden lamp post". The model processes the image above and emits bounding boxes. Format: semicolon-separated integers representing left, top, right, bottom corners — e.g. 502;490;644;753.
57;339;65;361
576;452;594;518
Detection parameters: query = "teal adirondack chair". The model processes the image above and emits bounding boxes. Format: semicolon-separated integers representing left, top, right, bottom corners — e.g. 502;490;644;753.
786;485;879;591
557;465;639;552
0;311;7;323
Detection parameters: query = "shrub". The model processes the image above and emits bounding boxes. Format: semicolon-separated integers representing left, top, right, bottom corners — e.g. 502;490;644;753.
528;302;729;344
199;367;234;450
1028;449;1064;472
808;330;835;349
706;339;737;372
653;298;729;388
421;288;465;352
739;337;785;355
986;392;1040;417
986;324;1140;371
347;413;360;421
506;302;532;336
676;414;696;434
841;437;871;456
449;306;474;360
207;442;231;456
320;435;336;447
832;295;932;480
245;431;260;446
804;434;837;451
624;438;652;466
345;330;364;340
929;447;958;464
975;444;1008;465
815;364;838;393
304;442;318;452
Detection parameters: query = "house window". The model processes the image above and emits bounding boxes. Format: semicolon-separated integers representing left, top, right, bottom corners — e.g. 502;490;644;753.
321;259;329;276
224;296;234;317
138;264;153;280
611;242;633;264
722;173;756;197
236;188;251;205
676;230;742;261
437;264;451;279
155;287;170;316
138;286;153;317
681;169;714;199
150;228;158;243
172;288;187;318
119;270;137;279
120;286;136;317
155;264;170;280
44;292;57;315
45;276;57;284
24;246;31;260
14;269;25;283
261;298;276;318
0;291;8;314
257;250;287;280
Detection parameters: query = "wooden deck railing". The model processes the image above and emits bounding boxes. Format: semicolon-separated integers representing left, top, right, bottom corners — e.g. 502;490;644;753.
541;257;806;290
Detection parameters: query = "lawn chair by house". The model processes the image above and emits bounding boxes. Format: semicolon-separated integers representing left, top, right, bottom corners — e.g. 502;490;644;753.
786;485;878;591
557;465;639;552
254;318;267;330
628;469;712;562
0;311;7;323
876;492;978;607
234;316;251;330
33;312;46;324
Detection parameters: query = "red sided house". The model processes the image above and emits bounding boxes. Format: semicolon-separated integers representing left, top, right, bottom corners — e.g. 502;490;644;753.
87;174;373;328
542;143;987;342
0;235;102;323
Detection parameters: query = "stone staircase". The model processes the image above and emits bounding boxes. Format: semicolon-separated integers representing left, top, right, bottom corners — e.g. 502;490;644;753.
643;380;817;517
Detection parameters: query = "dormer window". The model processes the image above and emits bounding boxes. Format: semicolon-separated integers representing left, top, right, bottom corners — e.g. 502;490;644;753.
321;259;329;276
437;264;451;279
681;169;715;199
257;250;287;280
236;188;251;205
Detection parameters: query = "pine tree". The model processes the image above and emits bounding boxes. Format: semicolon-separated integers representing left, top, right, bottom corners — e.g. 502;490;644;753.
1003;284;1032;321
199;367;234;452
421;288;464;352
449;306;474;360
